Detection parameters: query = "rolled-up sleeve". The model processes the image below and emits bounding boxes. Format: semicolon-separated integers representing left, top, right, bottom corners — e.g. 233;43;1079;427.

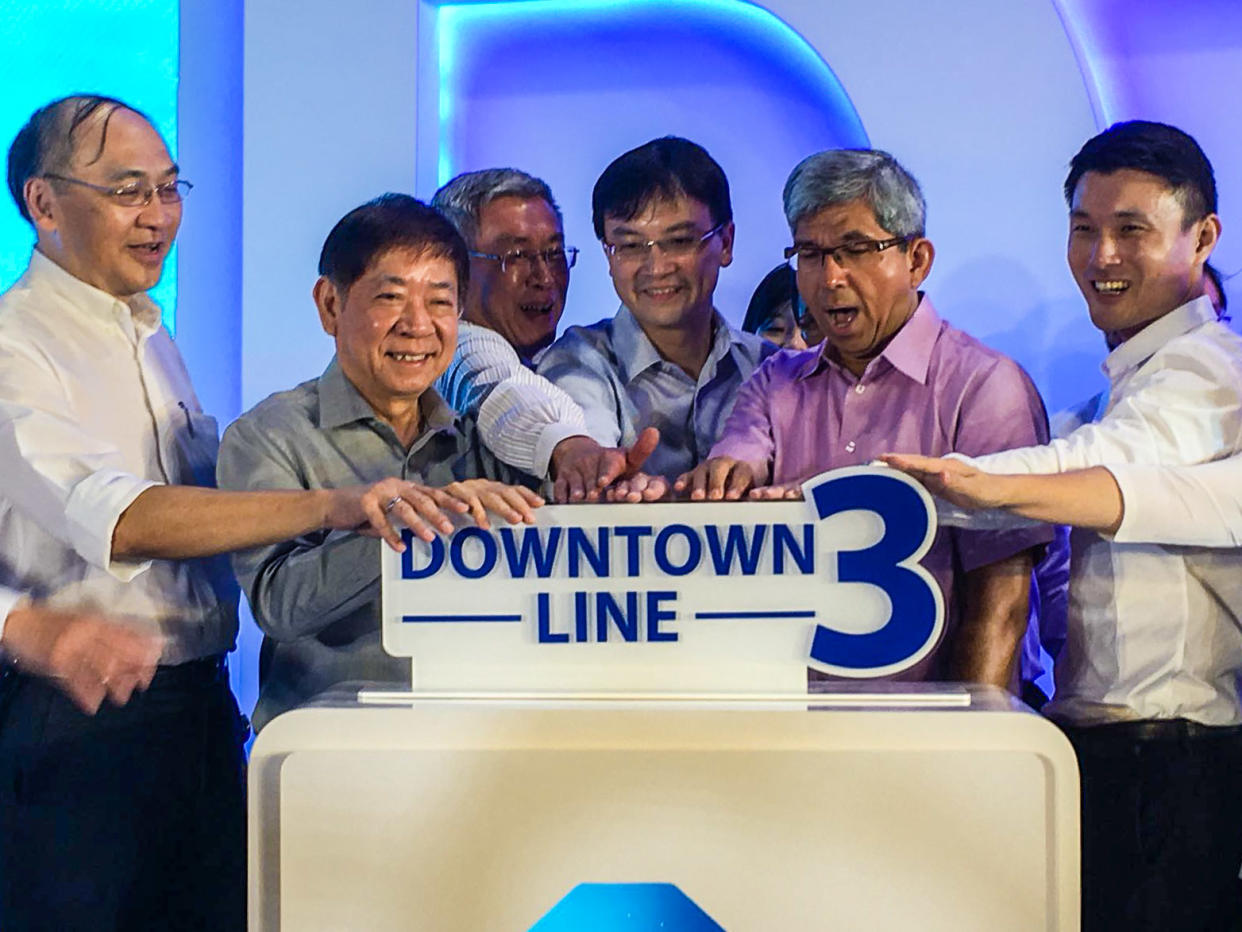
1108;458;1242;547
0;341;156;580
438;325;588;477
216;415;379;642
966;343;1242;476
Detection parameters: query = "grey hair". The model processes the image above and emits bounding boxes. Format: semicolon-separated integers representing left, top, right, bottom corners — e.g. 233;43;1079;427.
431;168;562;247
782;149;926;238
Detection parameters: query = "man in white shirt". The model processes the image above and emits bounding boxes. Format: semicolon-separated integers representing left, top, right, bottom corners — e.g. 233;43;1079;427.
888;121;1242;931
432;169;658;501
0;95;469;930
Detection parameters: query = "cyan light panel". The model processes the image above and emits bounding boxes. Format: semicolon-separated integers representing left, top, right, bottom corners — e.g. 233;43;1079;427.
0;0;179;329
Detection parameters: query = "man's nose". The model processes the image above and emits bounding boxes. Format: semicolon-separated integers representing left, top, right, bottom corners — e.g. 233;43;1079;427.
395;300;435;334
1091;232;1121;266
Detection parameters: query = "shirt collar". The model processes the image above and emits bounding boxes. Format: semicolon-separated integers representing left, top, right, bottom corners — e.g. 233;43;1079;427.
317;356;458;435
26;248;163;336
612;303;740;384
799;293;939;384
1103;294;1217;380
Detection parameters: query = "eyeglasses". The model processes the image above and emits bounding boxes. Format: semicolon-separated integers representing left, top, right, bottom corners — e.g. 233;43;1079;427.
784;235;910;271
469;246;578;275
603;222;726;263
43;174;192;208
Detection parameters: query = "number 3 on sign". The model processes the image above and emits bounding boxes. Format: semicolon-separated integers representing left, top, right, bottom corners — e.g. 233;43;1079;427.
806;467;945;678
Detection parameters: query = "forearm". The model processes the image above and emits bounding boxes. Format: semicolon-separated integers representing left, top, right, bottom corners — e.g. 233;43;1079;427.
949;549;1036;688
989;469;1123;533
112;484;332;561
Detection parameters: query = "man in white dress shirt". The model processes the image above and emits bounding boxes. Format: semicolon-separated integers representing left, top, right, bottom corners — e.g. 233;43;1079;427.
0;95;470;930
887;121;1242;931
432;169;658;501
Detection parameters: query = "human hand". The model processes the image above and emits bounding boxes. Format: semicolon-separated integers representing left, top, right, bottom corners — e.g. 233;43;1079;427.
604;471;671;502
880;453;1007;510
550;427;660;503
747;482;803;501
440;480;544;528
673;456;759;501
1;602;163;715
324;479;471;550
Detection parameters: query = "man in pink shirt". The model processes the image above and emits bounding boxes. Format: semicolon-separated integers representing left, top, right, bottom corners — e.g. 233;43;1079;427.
680;149;1052;687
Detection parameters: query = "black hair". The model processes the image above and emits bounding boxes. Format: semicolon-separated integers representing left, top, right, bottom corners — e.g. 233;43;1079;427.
318;194;469;300
591;136;731;240
742;263;798;334
1064;120;1216;227
7;94;145;224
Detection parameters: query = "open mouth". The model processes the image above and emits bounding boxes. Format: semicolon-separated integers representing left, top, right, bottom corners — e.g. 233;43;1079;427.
129;242;165;261
643;285;682;300
1092;280;1130;296
519;302;555;317
823;306;859;329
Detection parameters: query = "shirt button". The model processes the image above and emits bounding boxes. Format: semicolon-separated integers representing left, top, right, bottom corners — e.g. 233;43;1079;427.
845;441;856;453
854;384;865;394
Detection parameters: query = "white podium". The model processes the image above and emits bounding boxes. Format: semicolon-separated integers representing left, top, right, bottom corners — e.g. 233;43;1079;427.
249;685;1079;930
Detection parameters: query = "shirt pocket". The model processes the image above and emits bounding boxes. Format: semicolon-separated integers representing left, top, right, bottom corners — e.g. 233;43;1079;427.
166;405;222;488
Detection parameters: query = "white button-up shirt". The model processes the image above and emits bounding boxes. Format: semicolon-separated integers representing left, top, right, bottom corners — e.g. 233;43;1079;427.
435;320;586;477
0;251;236;662
963;296;1242;726
1108;456;1242;547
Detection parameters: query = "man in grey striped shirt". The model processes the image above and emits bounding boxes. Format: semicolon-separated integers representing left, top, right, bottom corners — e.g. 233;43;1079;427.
433;169;658;502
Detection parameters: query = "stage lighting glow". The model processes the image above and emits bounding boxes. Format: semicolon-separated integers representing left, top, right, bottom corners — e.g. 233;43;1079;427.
435;0;866;185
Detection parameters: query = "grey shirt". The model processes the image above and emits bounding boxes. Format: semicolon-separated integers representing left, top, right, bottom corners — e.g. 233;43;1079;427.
217;358;534;730
536;305;776;479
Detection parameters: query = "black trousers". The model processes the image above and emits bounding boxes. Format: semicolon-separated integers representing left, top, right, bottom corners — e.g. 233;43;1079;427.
1061;719;1242;932
0;658;247;931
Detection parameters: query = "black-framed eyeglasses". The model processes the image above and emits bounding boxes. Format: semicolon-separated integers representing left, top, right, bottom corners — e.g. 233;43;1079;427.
784;235;911;271
603;222;726;263
43;173;192;208
469;246;578;275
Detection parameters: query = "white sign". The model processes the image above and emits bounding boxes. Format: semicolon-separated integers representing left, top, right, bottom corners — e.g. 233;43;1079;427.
380;466;944;693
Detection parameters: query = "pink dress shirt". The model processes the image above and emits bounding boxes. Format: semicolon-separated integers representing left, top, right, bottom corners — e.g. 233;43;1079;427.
711;296;1053;678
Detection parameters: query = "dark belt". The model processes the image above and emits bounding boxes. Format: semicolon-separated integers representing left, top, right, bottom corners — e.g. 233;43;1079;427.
1059;718;1242;743
152;654;229;688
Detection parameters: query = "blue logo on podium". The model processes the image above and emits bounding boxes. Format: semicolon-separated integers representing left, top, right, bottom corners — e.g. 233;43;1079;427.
530;883;724;931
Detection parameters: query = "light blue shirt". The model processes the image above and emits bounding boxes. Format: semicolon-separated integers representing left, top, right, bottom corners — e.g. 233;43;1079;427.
536;306;775;479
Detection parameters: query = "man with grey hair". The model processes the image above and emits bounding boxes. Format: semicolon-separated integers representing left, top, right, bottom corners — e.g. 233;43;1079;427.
680;148;1052;688
432;168;658;501
0;95;463;929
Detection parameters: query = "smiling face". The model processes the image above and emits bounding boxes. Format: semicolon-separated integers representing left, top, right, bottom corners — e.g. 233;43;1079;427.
602;195;733;335
793;199;932;376
1068;168;1219;342
25;107;180;298
467;195;568;362
316;248;459;431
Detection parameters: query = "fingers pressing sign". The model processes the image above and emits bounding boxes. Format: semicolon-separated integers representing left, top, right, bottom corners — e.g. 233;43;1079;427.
550;428;662;503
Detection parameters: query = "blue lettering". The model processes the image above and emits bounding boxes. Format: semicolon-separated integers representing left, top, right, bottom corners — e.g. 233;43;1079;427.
568;527;609;578
613;525;653;576
400;531;444;579
808;473;940;672
705;524;766;576
646;591;678;642
500;526;561;578
773;523;814;574
537;592;568;643
574;591;589;642
596;591;640;642
654;524;702;576
449;527;498;579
